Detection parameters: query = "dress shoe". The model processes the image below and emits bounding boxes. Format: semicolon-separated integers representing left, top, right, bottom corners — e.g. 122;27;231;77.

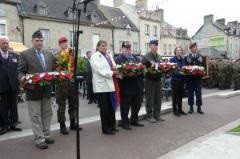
197;107;204;114
155;117;165;122
36;142;48;150
131;122;144;127
173;112;181;117
94;100;98;104
112;127;119;132
188;106;194;114
147;117;157;123
88;101;93;104
0;126;8;135
10;124;22;131
60;122;69;135
45;138;55;144
179;111;187;115
102;130;115;135
120;124;132;130
70;125;83;131
70;119;82;131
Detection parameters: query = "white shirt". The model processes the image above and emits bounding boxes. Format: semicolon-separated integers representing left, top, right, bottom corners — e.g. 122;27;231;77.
0;50;9;59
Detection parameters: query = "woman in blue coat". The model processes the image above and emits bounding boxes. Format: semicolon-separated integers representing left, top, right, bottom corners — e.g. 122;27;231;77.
170;46;187;117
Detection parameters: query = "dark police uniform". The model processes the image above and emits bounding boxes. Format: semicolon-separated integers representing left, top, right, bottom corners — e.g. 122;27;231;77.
184;53;205;114
115;54;143;128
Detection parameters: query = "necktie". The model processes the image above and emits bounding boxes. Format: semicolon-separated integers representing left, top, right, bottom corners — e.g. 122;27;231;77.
37;51;46;71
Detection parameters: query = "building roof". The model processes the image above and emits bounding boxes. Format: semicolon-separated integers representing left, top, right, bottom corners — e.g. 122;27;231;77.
99;5;138;31
192;20;240;39
3;0;21;4
200;47;227;59
20;0;113;27
162;22;190;39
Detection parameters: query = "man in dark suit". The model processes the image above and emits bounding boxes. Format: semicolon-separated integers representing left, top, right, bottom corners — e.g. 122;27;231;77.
18;31;55;149
184;42;205;114
0;36;22;135
86;51;97;104
115;41;144;130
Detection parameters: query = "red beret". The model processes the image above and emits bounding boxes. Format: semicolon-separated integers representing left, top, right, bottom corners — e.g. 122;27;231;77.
58;36;68;44
189;42;197;49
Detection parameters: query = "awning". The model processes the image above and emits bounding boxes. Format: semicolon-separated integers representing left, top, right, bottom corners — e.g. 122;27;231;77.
9;42;28;53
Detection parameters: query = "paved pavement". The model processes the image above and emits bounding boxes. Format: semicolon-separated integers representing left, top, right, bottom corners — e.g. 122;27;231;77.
0;89;240;159
16;88;222;130
158;119;240;159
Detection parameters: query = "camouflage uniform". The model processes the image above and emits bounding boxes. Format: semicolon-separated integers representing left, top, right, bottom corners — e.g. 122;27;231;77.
218;61;227;90
233;61;240;90
55;51;77;123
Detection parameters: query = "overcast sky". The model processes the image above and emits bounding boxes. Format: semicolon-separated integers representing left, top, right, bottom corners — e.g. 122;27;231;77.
100;0;240;37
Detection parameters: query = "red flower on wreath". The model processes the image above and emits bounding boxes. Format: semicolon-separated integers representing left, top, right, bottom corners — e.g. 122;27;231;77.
44;73;53;81
66;73;73;79
32;75;41;83
59;74;66;80
124;65;131;71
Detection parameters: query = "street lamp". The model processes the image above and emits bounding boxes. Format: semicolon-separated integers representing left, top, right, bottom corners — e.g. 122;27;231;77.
71;0;96;159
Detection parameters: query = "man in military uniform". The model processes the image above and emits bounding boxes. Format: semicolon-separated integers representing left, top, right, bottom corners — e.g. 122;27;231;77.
212;60;219;88
142;40;164;123
218;60;226;90
226;60;234;89
184;42;205;114
233;60;240;91
206;60;214;89
55;37;81;135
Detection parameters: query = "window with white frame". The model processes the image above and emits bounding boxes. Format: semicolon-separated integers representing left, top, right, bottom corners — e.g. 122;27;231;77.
0;8;5;17
164;44;167;55
92;34;100;50
40;29;50;48
0;23;6;36
145;43;150;53
168;44;172;55
119;41;125;53
69;31;75;48
153;26;157;37
39;6;47;15
133;42;139;54
145;24;150;36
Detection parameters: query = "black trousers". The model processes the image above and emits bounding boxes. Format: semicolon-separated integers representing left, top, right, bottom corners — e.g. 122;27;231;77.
120;93;142;125
187;79;202;107
0;91;18;127
171;80;184;113
96;92;116;132
87;82;96;102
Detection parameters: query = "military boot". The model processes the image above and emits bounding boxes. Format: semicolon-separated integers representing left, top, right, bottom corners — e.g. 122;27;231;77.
188;106;194;114
197;106;204;114
70;118;82;131
60;122;69;135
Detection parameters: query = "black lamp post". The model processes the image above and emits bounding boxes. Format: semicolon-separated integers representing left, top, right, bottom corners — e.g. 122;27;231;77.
71;0;95;158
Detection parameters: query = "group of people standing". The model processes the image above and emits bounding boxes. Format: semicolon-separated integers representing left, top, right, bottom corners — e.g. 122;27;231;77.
0;29;205;150
204;59;240;91
90;39;205;135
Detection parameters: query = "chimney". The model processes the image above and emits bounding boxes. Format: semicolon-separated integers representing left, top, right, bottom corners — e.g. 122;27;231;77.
96;0;100;6
228;21;238;28
216;18;225;25
156;9;164;22
113;0;124;7
204;14;214;24
136;0;148;10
